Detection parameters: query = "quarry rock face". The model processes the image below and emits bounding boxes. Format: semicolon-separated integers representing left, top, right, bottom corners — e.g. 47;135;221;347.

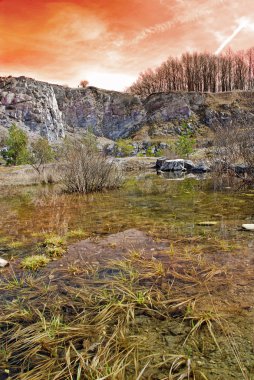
0;76;65;141
0;76;145;141
1;76;254;142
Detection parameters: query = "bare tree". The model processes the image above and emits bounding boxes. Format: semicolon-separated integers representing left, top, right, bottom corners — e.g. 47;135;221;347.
127;47;254;97
79;80;89;88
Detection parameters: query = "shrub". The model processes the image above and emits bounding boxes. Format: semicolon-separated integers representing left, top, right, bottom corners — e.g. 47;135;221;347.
212;123;254;186
0;125;8;148
115;139;133;157
82;130;98;152
29;137;55;175
175;123;196;158
146;146;162;157
62;140;122;194
2;124;29;165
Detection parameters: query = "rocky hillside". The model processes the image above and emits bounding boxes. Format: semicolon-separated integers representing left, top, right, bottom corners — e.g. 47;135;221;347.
1;76;254;142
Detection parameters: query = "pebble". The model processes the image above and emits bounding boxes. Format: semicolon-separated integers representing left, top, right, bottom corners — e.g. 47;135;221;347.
242;224;254;231
0;257;9;267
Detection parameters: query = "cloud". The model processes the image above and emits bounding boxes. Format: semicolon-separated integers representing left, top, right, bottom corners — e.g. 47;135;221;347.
1;0;254;90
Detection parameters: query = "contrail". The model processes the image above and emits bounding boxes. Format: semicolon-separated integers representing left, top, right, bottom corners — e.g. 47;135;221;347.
215;19;249;55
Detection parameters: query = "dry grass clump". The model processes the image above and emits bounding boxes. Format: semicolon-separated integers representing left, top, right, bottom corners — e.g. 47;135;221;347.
62;140;122;194
0;250;250;380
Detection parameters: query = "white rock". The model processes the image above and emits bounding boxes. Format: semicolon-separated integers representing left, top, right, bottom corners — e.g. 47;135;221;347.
0;257;9;267
242;224;254;231
161;159;185;172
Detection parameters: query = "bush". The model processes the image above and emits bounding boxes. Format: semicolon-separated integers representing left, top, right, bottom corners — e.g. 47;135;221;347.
29;137;55;174
0;125;8;149
82;130;98;152
62;140;122;194
115;139;133;157
2;124;29;165
175;123;196;158
212;123;254;186
146;146;163;157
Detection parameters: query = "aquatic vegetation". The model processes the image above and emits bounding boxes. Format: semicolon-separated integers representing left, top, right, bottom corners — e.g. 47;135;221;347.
0;236;9;244
66;229;88;239
7;240;24;249
0;238;253;380
43;234;66;247
46;246;66;258
42;234;67;257
21;255;50;270
0;175;254;378
0;246;253;379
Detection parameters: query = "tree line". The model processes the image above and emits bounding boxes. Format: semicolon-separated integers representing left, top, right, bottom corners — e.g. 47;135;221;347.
127;48;254;97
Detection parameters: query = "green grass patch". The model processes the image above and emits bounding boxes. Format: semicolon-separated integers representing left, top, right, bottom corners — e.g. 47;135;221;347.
42;234;67;258
21;255;50;270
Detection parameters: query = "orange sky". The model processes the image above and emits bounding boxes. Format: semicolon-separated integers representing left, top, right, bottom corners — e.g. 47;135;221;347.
1;0;254;90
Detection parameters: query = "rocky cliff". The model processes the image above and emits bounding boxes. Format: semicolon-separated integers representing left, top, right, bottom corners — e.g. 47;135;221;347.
1;76;254;142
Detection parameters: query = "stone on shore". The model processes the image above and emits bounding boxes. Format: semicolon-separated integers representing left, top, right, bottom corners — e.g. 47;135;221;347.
242;224;254;231
156;158;211;173
0;257;9;267
160;159;185;172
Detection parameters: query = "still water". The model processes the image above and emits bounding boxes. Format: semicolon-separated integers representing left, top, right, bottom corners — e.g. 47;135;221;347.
0;173;253;259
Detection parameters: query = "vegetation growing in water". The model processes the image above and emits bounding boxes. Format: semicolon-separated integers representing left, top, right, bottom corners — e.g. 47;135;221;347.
42;234;67;257
0;245;252;379
21;254;50;270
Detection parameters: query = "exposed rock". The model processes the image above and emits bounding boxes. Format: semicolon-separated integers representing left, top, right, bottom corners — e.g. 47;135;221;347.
104;141;168;157
0;77;145;141
160;159;185;171
156;157;166;169
156;158;210;173
191;162;211;173
233;164;250;175
183;159;195;171
242;224;254;231
0;257;9;267
1;76;254;142
145;92;199;123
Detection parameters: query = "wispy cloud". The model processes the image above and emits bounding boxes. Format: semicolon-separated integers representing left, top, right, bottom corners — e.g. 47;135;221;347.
1;0;254;90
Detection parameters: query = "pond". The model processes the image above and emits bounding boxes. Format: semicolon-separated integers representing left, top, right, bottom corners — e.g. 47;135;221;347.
1;173;254;380
0;173;253;259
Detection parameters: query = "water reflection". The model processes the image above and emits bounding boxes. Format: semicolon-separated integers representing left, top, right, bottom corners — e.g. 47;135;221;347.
0;173;253;258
